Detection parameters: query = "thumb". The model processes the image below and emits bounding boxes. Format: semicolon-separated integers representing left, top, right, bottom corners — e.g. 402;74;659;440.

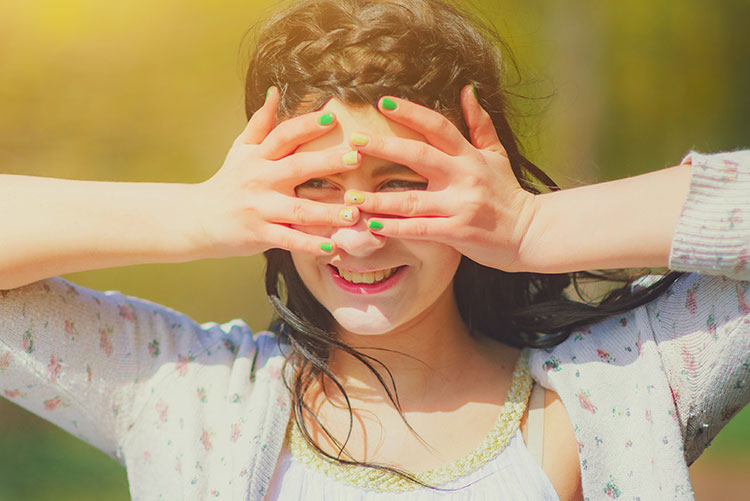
236;86;280;145
460;85;506;155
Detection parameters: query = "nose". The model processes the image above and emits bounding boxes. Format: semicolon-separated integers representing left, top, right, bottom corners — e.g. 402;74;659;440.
331;217;387;256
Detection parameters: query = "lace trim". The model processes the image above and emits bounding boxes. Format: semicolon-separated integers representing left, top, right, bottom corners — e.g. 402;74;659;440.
286;348;532;492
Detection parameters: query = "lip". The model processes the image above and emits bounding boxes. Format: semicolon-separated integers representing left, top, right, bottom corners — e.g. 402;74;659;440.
327;264;405;295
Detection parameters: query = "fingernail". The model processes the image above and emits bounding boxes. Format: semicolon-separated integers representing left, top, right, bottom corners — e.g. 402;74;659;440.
339;207;356;222
320;242;334;253
379;97;397;111
341;150;361;165
368;219;384;230
350;132;370;147
471;85;478;101
318;112;334;126
345;191;366;205
265;86;276;101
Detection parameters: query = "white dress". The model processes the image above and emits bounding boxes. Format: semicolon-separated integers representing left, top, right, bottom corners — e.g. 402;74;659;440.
266;381;559;500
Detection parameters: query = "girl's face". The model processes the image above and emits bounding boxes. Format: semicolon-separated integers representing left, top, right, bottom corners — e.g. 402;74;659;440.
290;99;462;335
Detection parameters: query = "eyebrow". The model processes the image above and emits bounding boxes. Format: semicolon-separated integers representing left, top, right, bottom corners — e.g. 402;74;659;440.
371;164;419;177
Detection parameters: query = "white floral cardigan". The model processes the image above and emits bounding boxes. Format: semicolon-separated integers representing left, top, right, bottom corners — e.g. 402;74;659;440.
1;150;749;500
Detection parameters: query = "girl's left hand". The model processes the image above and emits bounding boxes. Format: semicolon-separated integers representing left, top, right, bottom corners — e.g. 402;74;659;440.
345;85;539;272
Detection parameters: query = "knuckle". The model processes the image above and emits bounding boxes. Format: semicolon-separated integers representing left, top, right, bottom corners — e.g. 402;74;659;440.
411;221;429;237
402;192;422;215
291;203;310;225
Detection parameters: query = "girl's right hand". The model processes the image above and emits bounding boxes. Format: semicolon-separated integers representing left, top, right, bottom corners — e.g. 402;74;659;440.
192;87;362;259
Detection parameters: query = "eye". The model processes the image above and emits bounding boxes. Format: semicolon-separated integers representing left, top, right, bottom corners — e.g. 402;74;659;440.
377;179;428;192
296;178;336;191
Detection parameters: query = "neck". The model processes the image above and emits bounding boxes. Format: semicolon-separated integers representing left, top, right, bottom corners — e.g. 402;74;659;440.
324;286;490;408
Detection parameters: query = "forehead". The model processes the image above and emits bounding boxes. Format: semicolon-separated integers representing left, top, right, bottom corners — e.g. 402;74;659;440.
294;97;426;154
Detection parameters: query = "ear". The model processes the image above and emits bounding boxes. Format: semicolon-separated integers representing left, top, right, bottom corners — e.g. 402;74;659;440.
460;85;506;154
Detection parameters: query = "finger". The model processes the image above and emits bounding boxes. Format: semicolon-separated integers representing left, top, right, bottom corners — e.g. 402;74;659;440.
349;132;452;180
265;224;337;255
365;216;455;241
460;84;507;155
376;96;470;156
237;86;280;146
258;110;338;161
269;148;361;186
269;196;361;227
344;190;453;217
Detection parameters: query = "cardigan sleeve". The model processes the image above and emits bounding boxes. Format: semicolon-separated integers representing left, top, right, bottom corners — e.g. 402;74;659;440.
648;149;750;465
0;276;254;464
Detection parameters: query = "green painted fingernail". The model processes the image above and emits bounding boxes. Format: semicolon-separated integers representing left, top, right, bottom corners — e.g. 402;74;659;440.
380;98;397;111
368;220;383;230
318;112;334;126
471;85;478;100
266;86;275;101
320;242;333;253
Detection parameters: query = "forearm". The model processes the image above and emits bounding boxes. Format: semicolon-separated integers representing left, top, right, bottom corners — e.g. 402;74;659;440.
0;175;205;289
519;164;693;274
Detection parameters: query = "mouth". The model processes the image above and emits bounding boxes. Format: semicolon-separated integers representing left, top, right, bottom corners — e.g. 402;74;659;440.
327;264;405;294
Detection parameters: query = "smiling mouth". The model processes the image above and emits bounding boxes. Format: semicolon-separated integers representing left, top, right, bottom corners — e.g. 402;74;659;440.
330;265;404;285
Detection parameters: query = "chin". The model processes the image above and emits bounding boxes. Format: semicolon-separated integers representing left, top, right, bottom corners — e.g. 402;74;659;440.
331;305;398;335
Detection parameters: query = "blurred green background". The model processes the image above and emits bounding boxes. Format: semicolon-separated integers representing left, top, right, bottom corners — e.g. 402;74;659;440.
1;0;748;498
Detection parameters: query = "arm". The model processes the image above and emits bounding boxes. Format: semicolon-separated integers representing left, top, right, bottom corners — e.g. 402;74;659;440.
0;87;359;290
342;88;747;278
518;162;693;273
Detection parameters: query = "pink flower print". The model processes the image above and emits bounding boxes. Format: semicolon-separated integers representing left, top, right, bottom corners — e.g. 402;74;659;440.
624;440;632;449
148;339;161;358
721;404;742;421
230;422;242;443
177;354;194;376
119;304;136;322
603;475;621;498
86;364;92;384
22;328;34;354
156;399;168;423
645;409;653;424
267;364;282;380
210;489;220;497
44;396;63;411
737;283;750;315
720;159;739;183
729;208;743;230
197;387;208;403
577;440;584;453
47;354;62;383
143;450;152;463
200;429;213;452
681;346;697;378
619;317;628;327
223;339;238;355
99;328;113;357
542;356;561;373
734;248;749;275
64;319;77;341
636;336;643;355
576;390;597;414
230;393;241;404
176;456;182;474
706;313;717;340
686;286;698;314
4;389;20;398
0;352;11;372
596;349;615;363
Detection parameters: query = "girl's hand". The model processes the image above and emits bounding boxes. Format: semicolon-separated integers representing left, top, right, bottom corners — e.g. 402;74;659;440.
192;87;362;259
344;86;539;272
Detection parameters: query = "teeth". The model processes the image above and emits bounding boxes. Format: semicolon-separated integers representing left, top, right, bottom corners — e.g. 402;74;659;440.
336;266;399;284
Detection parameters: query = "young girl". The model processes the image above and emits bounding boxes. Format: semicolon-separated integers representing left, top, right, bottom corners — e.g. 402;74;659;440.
1;0;748;499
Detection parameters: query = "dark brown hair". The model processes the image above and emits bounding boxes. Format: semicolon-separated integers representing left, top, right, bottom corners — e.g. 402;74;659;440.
244;0;682;487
